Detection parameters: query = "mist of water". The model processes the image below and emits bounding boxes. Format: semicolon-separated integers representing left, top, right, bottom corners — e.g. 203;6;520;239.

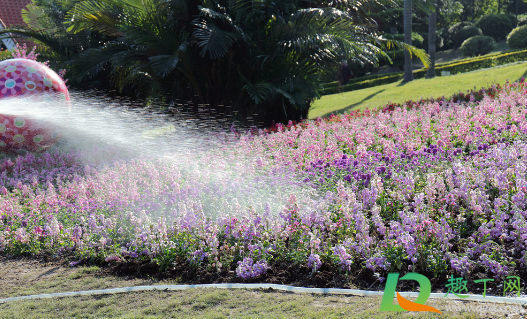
0;91;325;219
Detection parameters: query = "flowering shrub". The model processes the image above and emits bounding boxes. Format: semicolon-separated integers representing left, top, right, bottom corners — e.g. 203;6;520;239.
1;79;527;287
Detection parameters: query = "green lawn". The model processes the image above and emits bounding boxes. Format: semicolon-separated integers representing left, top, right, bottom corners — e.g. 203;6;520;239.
0;259;509;318
309;61;527;119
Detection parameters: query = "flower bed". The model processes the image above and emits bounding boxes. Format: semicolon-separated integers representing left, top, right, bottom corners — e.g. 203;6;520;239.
1;79;527;290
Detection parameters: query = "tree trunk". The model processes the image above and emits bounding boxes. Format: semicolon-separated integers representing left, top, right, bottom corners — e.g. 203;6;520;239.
426;5;437;79
403;0;414;82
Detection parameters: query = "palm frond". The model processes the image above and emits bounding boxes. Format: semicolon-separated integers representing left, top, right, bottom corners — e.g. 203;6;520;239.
383;38;431;68
192;19;243;59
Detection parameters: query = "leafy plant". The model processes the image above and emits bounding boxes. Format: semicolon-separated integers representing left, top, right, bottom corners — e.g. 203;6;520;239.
475;13;515;41
507;25;527;50
452;26;482;48
1;0;429;126
460;35;495;57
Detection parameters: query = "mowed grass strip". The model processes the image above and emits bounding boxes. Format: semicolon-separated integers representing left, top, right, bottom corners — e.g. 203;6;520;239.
1;288;494;319
0;260;515;319
309;61;527;119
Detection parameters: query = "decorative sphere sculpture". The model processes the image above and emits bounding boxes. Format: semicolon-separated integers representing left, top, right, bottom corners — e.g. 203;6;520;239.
0;58;70;153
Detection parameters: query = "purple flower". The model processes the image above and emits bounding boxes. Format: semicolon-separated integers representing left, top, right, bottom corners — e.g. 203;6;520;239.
307;253;322;272
236;257;268;279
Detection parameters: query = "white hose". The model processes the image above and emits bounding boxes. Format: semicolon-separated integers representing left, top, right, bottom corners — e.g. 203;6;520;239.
1;283;527;305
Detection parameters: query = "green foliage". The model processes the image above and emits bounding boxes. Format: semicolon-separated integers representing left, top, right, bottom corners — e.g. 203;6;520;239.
0;0;429;126
461;35;495;57
504;13;518;28
0;48;10;61
320;48;527;95
507;25;527;50
475;14;515;41
452;26;482;48
445;21;472;49
385;32;425;49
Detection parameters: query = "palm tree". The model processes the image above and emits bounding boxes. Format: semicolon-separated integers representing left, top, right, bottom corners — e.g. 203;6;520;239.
426;3;438;79
2;0;430;125
403;0;414;82
0;0;92;71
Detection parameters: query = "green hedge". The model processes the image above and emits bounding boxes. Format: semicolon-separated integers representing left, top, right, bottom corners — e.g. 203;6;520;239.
507;25;527;50
320;48;527;95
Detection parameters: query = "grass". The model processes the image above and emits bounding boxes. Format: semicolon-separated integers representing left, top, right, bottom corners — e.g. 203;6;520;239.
309;61;527;119
0;259;520;318
1;289;492;319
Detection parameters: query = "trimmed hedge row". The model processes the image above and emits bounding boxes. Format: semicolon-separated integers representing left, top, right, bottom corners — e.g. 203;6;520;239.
320;48;527;95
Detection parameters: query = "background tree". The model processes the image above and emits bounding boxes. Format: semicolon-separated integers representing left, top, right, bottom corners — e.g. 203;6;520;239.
1;0;429;126
403;0;414;82
427;3;438;78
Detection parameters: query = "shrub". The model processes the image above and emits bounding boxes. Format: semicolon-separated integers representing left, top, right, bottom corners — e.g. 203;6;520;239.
437;28;450;49
475;14;514;40
507;25;527;50
0;48;10;61
504;13;518;28
452;26;482;48
461;35;496;57
446;21;472;49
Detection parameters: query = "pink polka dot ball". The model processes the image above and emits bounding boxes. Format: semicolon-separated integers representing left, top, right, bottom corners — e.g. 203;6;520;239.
0;58;70;153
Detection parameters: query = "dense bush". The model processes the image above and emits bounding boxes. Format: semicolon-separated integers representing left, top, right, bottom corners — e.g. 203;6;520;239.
507;25;527;50
475;13;515;40
452;26;482;48
504;13;518;28
461;35;495;57
445;21;472;49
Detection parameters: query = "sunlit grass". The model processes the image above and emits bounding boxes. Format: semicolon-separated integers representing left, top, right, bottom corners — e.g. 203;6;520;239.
309;61;527;119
